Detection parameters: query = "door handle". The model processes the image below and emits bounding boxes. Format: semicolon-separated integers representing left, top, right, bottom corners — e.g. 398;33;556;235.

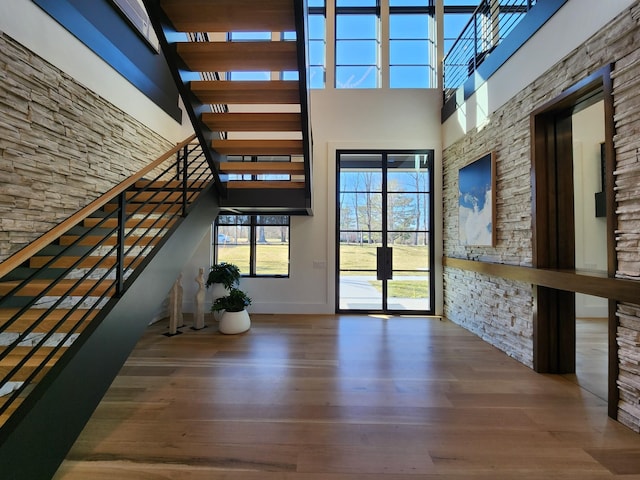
376;247;393;280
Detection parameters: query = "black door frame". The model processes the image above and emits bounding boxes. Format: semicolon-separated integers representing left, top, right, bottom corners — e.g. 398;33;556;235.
336;149;435;315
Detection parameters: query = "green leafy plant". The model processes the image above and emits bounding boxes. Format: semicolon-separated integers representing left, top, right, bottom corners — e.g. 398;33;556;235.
211;288;252;313
206;262;241;290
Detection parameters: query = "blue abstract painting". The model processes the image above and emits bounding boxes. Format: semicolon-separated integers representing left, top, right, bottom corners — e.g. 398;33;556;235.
458;153;494;246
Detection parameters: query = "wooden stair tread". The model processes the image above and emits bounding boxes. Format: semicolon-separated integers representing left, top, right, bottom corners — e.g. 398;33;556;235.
29;255;144;270
160;0;296;33
83;217;176;229
202;112;302;132
102;203;183;215
0;397;24;424
134;179;210;190
0;279;115;297
213;139;303;156
190;80;300;105
0;308;98;333
58;234;161;247
227;180;305;189
176;42;298;72
125;191;184;202
219;161;305;175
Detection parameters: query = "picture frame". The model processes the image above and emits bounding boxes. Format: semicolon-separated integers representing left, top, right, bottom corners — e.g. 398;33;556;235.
458;151;496;247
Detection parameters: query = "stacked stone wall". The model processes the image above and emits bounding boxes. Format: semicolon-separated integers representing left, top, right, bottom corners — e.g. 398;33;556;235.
443;3;640;427
0;33;174;262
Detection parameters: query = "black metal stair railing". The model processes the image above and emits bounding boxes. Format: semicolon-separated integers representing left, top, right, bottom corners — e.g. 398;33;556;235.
443;0;536;103
0;136;212;426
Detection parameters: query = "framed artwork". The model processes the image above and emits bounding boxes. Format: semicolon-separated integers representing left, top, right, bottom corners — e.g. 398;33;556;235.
458;152;495;246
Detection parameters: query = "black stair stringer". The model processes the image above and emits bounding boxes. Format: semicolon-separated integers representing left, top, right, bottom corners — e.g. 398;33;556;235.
0;186;220;480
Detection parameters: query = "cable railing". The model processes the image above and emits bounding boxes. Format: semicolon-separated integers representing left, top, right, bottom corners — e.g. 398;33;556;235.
0;135;213;426
443;0;536;103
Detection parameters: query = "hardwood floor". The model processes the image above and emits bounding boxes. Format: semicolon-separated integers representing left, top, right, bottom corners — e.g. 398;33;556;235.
565;317;609;401
53;314;640;479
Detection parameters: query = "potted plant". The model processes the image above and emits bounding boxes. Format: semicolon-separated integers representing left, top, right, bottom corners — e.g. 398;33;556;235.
206;262;241;290
206;262;241;306
211;288;252;334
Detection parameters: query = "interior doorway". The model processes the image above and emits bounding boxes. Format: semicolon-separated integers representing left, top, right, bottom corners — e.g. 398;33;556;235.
531;65;617;416
572;100;608;400
336;150;435;314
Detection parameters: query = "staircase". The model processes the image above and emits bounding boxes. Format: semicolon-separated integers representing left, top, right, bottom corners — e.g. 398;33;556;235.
0;137;220;479
143;0;313;215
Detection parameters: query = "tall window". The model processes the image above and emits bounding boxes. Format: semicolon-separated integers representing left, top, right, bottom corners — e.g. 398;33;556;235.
215;215;290;277
335;0;380;88
389;1;432;88
309;1;327;88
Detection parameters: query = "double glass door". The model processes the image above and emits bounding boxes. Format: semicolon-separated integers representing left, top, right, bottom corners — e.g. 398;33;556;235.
337;151;434;314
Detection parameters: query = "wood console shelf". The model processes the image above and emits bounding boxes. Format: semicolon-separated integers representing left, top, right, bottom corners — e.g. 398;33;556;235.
443;256;640;305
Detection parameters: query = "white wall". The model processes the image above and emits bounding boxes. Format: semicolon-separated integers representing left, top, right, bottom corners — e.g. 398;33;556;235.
0;0;192;143
442;0;636;148
242;88;444;315
186;88;444;316
573;100;607;318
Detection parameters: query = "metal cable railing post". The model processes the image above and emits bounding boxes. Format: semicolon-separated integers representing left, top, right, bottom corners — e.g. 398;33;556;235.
182;145;189;217
473;17;478;73
115;191;127;297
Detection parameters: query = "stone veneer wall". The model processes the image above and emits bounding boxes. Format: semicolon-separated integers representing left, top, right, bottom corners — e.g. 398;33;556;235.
443;3;640;429
0;32;175;262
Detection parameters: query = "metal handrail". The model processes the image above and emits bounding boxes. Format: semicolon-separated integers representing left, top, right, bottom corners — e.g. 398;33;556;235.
443;0;536;103
0;138;213;422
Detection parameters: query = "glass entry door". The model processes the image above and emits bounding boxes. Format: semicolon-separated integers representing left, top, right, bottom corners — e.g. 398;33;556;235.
337;151;434;314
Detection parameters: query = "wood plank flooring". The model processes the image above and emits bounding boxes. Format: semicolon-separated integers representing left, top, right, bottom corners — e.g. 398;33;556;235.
53;314;640;479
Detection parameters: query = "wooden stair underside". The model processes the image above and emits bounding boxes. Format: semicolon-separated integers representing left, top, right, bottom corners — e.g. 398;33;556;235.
160;0;296;33
219;161;305;175
202;113;302;132
177;42;298;72
190;80;300;105
159;0;309;195
213;140;303;156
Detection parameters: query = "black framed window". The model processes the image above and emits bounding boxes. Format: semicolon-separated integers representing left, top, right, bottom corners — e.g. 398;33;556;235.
389;2;433;88
335;1;380;88
214;215;290;277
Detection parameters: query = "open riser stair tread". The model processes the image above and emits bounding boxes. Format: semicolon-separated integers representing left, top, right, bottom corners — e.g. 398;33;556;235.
213;139;304;156
227;180;305;189
0;279;116;297
150;0;312;200
29;255;144;270
58;234;162;248
176;41;298;72
0;309;97;334
102;203;184;215
190;80;300;105
134;179;210;190
83;217;176;229
219;161;305;175
160;0;296;33
202;112;302;132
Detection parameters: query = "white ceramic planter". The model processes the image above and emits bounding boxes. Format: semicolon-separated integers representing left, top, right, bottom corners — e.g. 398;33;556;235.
219;309;251;335
209;283;228;321
210;283;228;303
